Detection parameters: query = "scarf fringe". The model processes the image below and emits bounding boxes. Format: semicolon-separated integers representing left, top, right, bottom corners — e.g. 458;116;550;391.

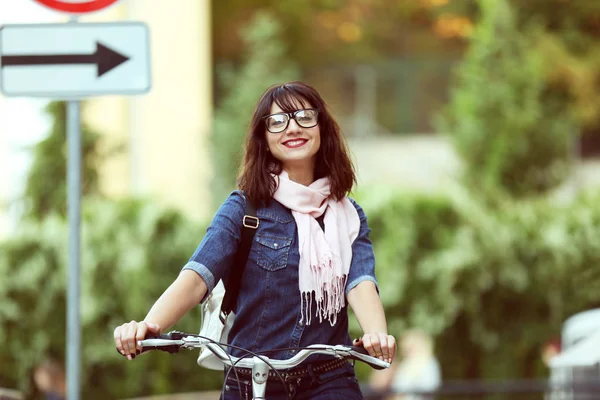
300;257;348;326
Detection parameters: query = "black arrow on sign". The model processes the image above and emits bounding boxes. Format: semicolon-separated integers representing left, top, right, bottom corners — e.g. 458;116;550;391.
0;42;129;77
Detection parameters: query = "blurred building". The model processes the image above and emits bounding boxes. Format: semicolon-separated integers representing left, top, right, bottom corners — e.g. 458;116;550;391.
348;135;461;192
2;0;600;241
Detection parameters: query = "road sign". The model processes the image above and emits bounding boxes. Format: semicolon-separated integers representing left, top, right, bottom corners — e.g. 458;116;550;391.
0;22;151;98
32;0;122;14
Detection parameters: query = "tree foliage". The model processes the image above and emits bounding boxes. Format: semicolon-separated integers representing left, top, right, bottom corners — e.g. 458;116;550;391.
210;11;300;208
212;0;464;71
22;101;104;220
436;0;578;198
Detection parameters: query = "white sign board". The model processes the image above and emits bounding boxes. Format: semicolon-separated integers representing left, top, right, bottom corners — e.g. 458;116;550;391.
0;21;151;98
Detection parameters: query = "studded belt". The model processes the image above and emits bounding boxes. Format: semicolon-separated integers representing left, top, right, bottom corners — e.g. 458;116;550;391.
228;358;349;382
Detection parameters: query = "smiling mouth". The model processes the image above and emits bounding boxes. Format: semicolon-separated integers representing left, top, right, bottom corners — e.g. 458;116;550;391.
282;139;308;148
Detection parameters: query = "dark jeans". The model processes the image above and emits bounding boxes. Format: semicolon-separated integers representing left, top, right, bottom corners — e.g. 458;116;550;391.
221;363;363;400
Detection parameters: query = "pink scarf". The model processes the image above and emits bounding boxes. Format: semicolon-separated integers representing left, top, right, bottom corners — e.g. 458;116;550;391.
272;171;360;326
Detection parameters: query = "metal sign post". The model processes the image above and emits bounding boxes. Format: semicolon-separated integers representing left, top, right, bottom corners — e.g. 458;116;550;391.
0;2;151;399
66;16;81;400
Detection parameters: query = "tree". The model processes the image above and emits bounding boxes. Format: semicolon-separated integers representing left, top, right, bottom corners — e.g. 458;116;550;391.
0;199;213;399
436;0;578;198
22;101;104;220
210;11;299;207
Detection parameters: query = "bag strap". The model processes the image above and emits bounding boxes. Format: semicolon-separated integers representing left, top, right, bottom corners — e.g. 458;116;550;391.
220;196;258;322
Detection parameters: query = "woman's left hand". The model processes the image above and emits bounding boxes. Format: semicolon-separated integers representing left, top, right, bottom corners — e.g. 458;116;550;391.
354;333;396;364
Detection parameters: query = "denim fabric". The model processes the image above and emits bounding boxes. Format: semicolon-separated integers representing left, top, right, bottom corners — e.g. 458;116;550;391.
221;362;363;400
182;190;379;361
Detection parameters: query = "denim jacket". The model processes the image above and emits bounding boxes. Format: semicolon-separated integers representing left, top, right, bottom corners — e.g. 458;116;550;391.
182;190;379;361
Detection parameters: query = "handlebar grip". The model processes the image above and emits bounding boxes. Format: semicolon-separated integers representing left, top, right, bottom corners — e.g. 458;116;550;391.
350;345;369;355
139;344;180;354
350;345;389;370
138;331;182;354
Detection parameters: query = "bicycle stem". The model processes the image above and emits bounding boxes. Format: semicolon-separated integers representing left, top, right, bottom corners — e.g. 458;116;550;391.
252;357;269;400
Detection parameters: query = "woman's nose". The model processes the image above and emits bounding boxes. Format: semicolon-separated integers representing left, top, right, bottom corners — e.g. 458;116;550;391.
285;118;301;134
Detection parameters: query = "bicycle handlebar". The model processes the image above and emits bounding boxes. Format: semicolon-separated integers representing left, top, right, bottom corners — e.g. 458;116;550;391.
136;330;390;371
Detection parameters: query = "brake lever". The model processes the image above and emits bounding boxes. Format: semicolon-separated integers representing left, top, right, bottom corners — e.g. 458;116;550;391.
156;330;186;340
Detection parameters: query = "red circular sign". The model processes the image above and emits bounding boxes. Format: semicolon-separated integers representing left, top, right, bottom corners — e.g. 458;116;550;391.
33;0;121;14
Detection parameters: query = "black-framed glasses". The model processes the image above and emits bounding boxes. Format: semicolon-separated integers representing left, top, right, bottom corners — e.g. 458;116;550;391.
263;108;319;133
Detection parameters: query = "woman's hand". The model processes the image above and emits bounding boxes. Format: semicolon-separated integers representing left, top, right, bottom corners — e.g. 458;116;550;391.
354;333;396;364
114;320;161;360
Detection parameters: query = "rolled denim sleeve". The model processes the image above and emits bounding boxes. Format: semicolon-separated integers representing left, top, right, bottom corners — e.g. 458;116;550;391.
182;190;244;301
345;198;379;295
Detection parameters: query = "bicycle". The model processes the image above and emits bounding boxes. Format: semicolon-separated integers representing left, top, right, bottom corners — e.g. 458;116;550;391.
133;330;391;400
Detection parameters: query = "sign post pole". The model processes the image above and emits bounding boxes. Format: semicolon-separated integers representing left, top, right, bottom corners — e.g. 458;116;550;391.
66;96;81;400
66;15;81;400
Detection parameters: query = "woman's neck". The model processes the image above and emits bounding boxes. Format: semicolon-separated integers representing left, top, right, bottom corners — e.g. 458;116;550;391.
284;165;315;186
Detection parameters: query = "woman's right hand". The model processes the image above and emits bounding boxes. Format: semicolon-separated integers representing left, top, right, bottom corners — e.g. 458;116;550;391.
114;320;161;360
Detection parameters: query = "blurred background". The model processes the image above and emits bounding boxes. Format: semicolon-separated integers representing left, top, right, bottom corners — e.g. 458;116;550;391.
1;0;600;399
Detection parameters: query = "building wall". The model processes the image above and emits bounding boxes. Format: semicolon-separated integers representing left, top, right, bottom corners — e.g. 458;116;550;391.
348;135;462;192
80;0;213;222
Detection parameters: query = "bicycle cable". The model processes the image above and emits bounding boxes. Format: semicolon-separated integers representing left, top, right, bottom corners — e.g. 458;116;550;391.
173;332;290;399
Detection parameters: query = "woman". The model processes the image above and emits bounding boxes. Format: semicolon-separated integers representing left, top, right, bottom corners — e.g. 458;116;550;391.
114;81;396;399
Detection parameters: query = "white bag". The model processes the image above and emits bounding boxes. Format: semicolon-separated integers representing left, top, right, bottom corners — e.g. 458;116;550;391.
197;280;235;370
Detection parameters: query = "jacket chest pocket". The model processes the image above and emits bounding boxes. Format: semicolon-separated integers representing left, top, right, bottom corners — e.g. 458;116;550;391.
256;234;292;271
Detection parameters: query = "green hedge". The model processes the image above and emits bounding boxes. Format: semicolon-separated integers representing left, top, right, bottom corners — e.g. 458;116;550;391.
0;198;222;399
353;185;600;380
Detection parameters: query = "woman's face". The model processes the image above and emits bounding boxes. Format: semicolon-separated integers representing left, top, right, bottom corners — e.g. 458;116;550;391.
264;100;321;170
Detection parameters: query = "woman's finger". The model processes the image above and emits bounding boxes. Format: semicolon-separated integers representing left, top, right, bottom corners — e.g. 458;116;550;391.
363;334;382;359
377;333;389;361
135;321;148;353
114;326;125;355
125;321;139;359
119;323;132;357
387;335;397;363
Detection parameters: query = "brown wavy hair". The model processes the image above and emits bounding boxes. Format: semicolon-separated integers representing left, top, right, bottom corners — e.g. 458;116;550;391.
238;81;356;206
